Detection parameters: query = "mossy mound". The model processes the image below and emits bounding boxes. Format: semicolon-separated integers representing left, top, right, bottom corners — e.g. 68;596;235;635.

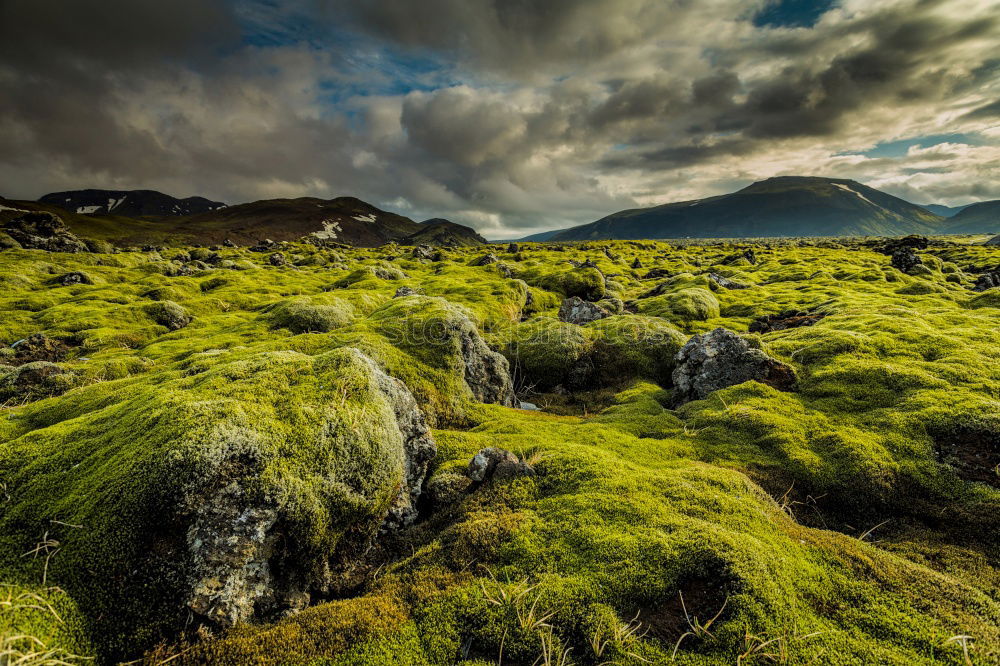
267;296;355;333
638;287;721;324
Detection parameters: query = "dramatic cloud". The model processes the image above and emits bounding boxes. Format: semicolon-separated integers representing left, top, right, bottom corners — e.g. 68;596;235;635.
1;0;998;237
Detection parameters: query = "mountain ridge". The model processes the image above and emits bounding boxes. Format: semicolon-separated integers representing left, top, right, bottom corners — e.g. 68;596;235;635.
39;189;226;218
550;176;945;241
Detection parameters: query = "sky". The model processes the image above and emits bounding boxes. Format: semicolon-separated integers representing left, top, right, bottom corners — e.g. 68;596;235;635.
0;0;998;238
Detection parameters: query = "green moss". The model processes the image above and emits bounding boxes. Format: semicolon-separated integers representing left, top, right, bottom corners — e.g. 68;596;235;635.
529;267;606;301
267;296;354;333
504;317;591;391
0;238;999;665
638;287;720;324
966;288;1000;309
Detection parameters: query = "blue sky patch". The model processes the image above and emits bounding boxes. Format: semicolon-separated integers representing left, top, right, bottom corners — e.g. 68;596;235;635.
753;0;836;28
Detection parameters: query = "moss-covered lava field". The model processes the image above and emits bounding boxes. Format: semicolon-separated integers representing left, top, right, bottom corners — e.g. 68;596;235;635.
2;234;1000;665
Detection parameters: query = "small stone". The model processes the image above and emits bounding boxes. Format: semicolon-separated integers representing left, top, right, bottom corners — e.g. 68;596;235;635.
558;296;611;325
467;447;535;483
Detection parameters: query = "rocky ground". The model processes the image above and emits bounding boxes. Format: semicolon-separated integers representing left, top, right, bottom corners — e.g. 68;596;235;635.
1;216;999;664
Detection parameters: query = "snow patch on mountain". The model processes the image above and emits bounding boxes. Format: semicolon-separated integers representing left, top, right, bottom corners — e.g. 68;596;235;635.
833;183;876;207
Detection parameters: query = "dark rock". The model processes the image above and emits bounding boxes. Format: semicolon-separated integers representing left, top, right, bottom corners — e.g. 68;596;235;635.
59;271;92;286
708;273;751;290
268;252;286;267
644;268;672;280
495;262;514;278
879;235;929;255
603;247;619;261
722;248;756;265
749;310;826;334
671;328;796;406
507;243;519;253
363;352;437;529
558;296;611;325
394;286;421;298
973;272;1000;292
471;253;499;266
3;211;89;253
222;239;237;248
567;357;596;389
891;248;922;273
455;315;517;407
249;239;277;252
467;447;535;483
631;257;643;269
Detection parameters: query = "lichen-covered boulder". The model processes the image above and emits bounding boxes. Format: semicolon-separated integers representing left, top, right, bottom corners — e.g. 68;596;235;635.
0;347;436;658
672;328;796;405
558;296;611;325
2;211;89;253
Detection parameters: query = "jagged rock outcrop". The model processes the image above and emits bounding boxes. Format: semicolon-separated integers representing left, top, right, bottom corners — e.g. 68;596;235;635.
3;211;89;252
182;348;437;629
457;317;517;407
671;328;797;405
891;247;922;274
471;253;499;266
879;235;929;255
558;296;611;325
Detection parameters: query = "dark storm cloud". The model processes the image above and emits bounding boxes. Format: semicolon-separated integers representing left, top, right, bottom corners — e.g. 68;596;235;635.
0;0;242;181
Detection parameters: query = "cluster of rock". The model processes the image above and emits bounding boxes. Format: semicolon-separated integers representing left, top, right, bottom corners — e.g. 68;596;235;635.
2;211;89;252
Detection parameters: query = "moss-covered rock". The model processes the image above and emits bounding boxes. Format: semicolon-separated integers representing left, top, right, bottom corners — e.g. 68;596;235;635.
267;297;354;333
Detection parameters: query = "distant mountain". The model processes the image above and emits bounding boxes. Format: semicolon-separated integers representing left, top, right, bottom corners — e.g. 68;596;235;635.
168;196;422;247
516;229;568;242
401;219;486;246
921;203;972;218
941;201;1000;235
550;177;944;241
40;189;225;218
